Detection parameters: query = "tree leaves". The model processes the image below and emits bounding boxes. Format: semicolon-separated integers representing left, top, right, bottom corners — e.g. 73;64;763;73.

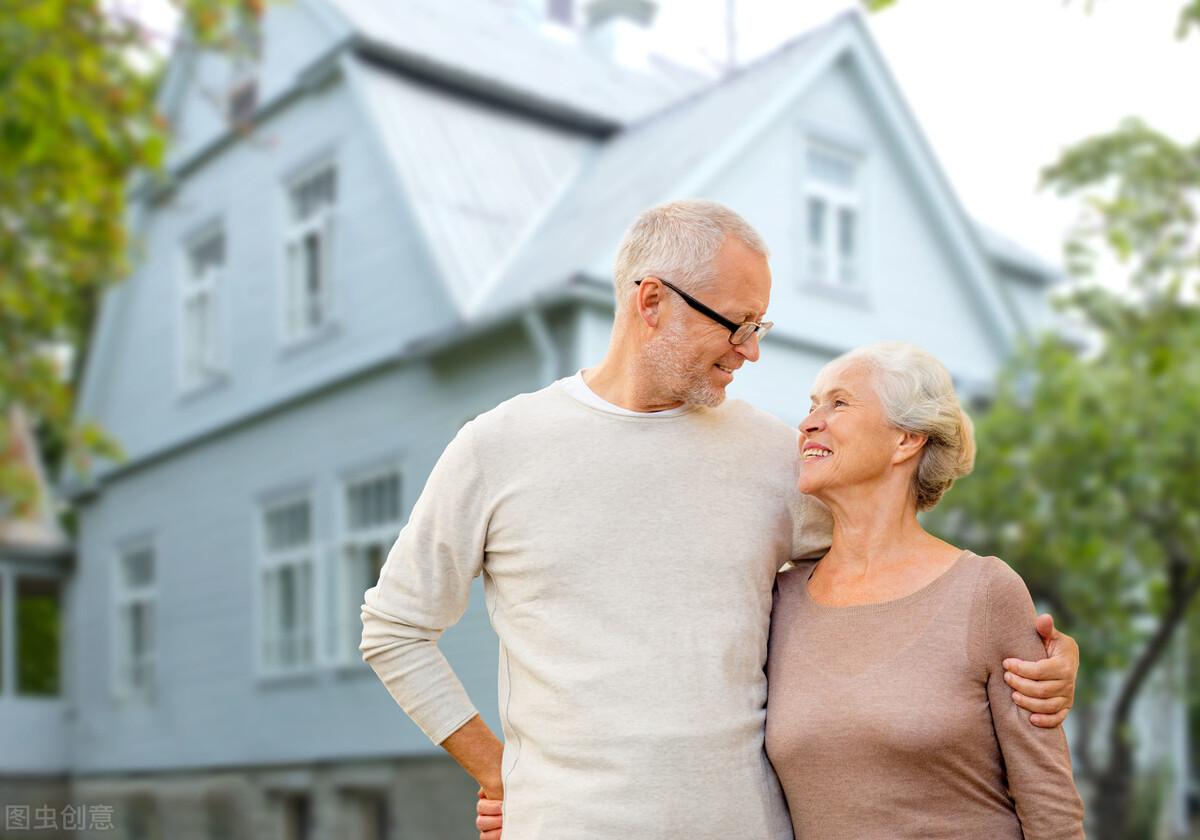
0;0;258;519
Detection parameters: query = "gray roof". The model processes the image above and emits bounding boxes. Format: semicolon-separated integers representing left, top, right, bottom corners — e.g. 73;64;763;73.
975;224;1063;284
356;61;597;309
330;0;705;129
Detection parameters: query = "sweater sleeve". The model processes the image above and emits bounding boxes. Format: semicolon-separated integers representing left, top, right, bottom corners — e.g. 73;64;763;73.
790;490;833;562
359;420;491;745
978;558;1086;839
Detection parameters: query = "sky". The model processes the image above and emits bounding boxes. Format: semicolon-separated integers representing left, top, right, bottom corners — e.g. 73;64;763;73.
121;0;1200;282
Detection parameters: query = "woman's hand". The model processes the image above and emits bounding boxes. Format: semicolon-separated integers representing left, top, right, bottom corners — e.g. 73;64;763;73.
476;788;503;840
1003;613;1079;728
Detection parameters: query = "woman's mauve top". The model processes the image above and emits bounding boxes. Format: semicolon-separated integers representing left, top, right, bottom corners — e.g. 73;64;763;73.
765;550;1085;840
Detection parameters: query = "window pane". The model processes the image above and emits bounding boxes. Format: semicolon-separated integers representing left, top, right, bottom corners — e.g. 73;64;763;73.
290;168;336;223
282;794;312;840
279;566;296;632
347;543;387;659
347;473;401;531
345;791;388;840
17;577;61;696
206;794;237;840
303;231;323;329
807;196;825;244
189;233;225;278
122;548;155;588
838;208;857;286
265;501;311;551
807;147;856;188
807;197;827;282
126;796;159;840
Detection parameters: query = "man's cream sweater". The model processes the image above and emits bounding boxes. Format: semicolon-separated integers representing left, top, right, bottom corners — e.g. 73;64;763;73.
360;378;832;839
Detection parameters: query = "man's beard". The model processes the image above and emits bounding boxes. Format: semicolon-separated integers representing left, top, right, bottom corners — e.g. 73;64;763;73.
642;317;727;408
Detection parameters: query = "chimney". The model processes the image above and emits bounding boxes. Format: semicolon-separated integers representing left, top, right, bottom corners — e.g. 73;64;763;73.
583;0;659;72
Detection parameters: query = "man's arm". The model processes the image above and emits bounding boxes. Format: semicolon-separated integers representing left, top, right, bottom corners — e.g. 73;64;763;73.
360;421;503;788
1003;614;1080;729
444;716;504;801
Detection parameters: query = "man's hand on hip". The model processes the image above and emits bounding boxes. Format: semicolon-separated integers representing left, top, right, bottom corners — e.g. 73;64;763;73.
476;788;503;840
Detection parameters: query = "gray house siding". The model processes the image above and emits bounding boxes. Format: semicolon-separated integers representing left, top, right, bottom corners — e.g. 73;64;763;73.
69;327;558;776
84;74;458;473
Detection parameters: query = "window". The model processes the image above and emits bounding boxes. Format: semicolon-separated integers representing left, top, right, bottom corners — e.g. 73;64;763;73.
260;497;316;674
126;795;160;840
181;228;224;389
226;7;261;124
342;791;388;840
115;544;156;700
339;470;402;662
803;143;862;288
205;793;238;840
227;79;258;124
16;576;61;696
281;793;312;840
283;164;337;343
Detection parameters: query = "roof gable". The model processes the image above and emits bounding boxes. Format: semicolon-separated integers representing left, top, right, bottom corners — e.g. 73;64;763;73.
474;10;1027;355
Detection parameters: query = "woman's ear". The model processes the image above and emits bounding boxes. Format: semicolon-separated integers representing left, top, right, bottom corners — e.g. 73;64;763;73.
892;431;928;466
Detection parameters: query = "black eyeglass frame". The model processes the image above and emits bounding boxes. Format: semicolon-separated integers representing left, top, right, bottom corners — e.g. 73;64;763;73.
634;276;773;346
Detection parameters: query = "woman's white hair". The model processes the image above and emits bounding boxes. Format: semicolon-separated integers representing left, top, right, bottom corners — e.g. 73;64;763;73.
612;199;768;311
826;341;976;511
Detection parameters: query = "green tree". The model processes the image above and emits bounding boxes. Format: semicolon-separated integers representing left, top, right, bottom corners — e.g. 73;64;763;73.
0;0;260;521
927;121;1200;840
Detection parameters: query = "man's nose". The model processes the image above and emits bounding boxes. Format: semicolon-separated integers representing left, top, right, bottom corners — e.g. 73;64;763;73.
735;333;761;363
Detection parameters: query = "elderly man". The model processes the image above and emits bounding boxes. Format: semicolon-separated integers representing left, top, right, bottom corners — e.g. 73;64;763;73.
360;200;1078;840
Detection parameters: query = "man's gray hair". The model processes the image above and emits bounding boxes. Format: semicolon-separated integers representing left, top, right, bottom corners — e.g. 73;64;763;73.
613;200;769;311
824;341;976;511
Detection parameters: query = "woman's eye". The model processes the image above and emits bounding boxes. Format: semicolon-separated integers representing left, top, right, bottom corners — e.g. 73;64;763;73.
834;399;847;407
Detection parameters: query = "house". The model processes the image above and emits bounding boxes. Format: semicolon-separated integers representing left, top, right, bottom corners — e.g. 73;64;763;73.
7;0;1153;837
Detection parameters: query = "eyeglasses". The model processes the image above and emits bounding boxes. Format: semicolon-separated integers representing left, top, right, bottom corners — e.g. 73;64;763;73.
635;276;774;346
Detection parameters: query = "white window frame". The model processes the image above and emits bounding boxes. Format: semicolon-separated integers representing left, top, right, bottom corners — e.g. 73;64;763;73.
256;490;320;678
801;138;865;291
281;158;338;347
112;538;157;703
177;223;226;393
333;461;404;666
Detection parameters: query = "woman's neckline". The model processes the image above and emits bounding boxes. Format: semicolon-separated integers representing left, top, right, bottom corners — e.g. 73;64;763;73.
802;549;974;613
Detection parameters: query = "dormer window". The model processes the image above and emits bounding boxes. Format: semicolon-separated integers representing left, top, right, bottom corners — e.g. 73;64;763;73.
225;8;261;125
227;78;258;124
803;142;863;289
180;226;225;390
283;162;337;344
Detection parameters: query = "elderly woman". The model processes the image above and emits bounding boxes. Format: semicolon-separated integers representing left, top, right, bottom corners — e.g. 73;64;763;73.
766;341;1084;838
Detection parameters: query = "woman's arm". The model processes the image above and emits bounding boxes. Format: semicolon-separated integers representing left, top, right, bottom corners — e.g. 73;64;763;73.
979;560;1086;839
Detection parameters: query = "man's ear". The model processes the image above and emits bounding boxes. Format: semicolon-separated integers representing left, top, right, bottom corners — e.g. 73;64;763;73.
638;278;663;328
892;431;927;466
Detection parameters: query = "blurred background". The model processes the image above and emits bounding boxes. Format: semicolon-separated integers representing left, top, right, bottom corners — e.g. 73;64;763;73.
1;0;1197;838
